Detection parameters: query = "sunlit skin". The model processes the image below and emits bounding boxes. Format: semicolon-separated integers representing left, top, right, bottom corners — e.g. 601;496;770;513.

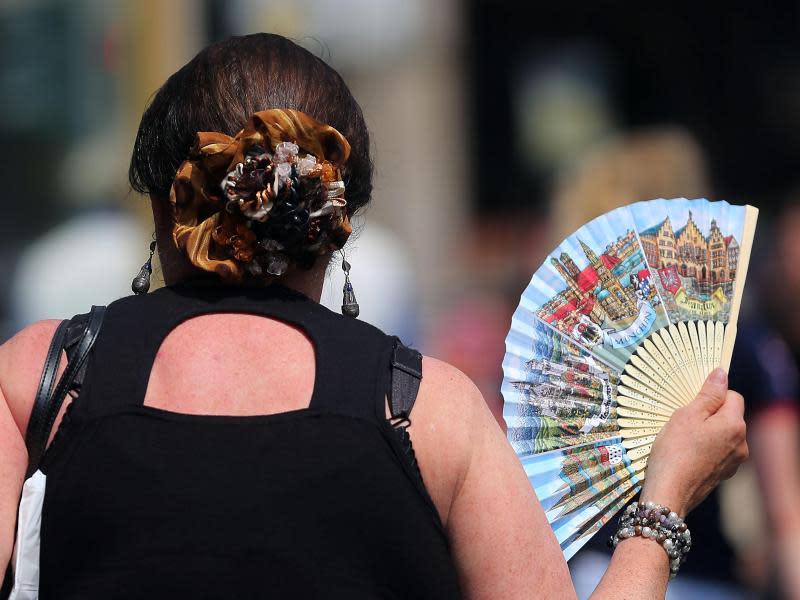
0;198;748;599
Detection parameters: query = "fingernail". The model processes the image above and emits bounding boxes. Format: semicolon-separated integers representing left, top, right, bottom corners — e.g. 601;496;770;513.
710;367;728;385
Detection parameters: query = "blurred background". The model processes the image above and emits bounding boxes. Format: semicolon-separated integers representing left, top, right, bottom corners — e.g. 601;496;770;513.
2;0;800;598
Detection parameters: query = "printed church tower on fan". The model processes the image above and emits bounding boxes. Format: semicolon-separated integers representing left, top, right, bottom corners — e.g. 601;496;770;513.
539;230;657;334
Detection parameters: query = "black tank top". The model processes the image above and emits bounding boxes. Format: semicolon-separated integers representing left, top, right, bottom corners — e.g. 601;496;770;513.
37;282;462;599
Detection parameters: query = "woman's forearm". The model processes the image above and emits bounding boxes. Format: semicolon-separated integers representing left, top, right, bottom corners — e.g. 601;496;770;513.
589;536;670;600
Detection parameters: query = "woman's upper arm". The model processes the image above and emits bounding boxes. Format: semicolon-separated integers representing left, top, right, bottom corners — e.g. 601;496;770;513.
410;358;574;600
0;321;59;574
0;381;27;570
0;320;61;514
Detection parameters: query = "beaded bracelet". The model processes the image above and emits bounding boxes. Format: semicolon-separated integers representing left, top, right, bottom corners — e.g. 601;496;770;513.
608;501;692;578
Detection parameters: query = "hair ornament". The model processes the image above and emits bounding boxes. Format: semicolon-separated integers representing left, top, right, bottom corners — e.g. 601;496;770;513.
170;109;352;281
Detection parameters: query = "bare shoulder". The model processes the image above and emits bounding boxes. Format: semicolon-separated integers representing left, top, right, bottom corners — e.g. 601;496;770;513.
0;320;62;435
0;319;62;372
419;355;485;407
416;355;491;438
409;355;501;526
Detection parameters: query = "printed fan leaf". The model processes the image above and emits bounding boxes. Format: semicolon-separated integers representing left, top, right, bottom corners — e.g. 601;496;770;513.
502;198;758;559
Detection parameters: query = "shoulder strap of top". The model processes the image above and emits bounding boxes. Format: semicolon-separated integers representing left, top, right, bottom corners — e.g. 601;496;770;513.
378;337;441;521
387;337;422;426
26;305;105;477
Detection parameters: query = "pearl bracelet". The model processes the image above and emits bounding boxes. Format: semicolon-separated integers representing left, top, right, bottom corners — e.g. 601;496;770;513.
608;501;692;578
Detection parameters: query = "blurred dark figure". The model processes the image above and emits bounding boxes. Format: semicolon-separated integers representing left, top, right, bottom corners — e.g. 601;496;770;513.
728;318;800;600
733;201;800;600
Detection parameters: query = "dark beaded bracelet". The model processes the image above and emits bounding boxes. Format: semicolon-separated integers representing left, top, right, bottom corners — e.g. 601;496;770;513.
608;501;692;578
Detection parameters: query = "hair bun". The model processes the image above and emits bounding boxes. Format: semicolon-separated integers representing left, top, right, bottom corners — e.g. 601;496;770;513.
170;109;352;281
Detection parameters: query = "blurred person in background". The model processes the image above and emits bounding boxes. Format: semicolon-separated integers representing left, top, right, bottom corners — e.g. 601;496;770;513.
734;200;800;600
548;127;709;246
0;33;749;600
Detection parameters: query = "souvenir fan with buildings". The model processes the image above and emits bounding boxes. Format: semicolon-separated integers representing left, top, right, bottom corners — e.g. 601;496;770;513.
501;198;758;559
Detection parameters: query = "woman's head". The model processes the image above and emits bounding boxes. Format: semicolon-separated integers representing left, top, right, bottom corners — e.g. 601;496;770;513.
129;33;372;283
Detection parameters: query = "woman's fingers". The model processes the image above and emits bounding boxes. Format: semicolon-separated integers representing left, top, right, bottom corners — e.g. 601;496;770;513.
714;393;749;482
691;368;729;418
718;390;745;420
710;391;746;441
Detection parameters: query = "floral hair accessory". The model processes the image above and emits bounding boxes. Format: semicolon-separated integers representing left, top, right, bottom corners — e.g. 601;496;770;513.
169;109;352;281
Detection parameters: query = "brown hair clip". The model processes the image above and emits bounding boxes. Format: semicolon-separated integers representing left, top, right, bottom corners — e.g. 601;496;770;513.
169;109;353;281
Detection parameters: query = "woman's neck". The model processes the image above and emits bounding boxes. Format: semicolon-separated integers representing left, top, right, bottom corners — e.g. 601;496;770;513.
151;195;329;302
159;256;329;303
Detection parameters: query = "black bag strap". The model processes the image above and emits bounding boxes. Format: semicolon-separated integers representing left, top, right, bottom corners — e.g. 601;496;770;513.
25;305;106;478
387;338;423;427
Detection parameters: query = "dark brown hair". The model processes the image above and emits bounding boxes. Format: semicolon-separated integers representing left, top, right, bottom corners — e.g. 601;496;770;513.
129;33;372;216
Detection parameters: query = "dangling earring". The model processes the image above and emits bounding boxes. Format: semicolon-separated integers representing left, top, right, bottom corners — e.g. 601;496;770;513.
341;252;360;318
132;236;157;295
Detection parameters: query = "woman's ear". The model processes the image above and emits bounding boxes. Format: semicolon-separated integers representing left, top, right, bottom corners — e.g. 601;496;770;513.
149;195;194;285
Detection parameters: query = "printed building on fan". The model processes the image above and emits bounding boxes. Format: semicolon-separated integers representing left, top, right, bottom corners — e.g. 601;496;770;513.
638;211;740;285
537;231;644;329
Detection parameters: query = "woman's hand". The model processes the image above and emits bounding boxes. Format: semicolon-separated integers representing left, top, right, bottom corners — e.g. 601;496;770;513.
641;367;748;516
591;369;748;599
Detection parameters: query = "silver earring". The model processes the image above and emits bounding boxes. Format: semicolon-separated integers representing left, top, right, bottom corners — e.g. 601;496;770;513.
341;253;359;318
132;236;157;295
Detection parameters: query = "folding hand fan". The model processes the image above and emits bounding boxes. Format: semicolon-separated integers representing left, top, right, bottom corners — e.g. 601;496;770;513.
501;198;758;559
